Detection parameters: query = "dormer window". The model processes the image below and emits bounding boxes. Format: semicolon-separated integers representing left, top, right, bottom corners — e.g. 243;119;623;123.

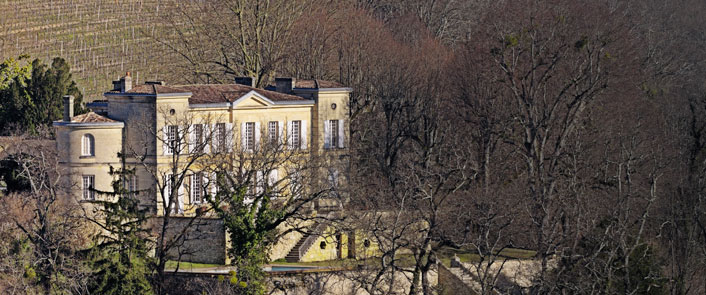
82;134;95;156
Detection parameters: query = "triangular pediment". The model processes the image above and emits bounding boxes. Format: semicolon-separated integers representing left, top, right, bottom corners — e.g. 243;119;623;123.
232;90;274;108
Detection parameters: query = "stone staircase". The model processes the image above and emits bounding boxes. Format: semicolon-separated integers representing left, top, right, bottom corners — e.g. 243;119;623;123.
285;233;312;262
284;222;330;262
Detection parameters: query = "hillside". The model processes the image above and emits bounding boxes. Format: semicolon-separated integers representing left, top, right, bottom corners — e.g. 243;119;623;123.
0;0;181;100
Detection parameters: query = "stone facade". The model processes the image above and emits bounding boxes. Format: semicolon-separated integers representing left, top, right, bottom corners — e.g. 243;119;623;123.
53;74;351;264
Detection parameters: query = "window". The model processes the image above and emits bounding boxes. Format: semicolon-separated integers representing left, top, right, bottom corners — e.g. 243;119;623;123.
291;120;301;148
328;169;339;189
245;122;255;151
81;134;94;156
191;172;204;203
325;120;344;149
268;121;279;145
216;123;227;153
167;125;178;154
191;124;205;153
328;169;339;197
289;169;302;199
327;120;339;149
123;175;138;196
165;174;183;214
82;175;95;200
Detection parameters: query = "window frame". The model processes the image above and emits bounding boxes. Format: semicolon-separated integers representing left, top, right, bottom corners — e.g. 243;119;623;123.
193;124;204;153
216;123;227;153
329;120;339;149
81;134;95;156
268;121;279;145
291;120;301;148
167;125;179;154
123;174;138;196
191;172;204;204
245;122;255;151
82;175;95;200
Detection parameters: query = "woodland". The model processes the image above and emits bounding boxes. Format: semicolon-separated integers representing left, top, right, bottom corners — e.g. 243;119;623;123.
1;0;706;294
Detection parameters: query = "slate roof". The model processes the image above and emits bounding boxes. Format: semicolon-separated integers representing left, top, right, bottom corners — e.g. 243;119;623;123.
110;84;309;104
70;112;119;123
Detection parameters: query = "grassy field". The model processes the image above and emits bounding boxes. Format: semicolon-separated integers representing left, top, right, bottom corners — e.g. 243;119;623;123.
165;260;222;270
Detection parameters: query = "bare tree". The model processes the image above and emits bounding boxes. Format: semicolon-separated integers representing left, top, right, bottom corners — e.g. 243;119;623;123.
157;0;314;87
125;107;222;294
0;133;91;294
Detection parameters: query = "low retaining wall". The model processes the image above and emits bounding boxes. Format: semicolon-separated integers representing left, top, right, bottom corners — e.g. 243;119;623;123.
163;217;226;265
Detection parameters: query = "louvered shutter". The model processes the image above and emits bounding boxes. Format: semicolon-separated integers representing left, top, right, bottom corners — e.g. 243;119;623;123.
300;120;307;150
165;174;172;214
177;126;184;154
162;125;171;155
241;122;247;151
204;124;211;154
210;172;218;197
324;120;331;149
188;125;196;153
254;122;261;150
278;121;284;145
256;171;264;194
287;121;294;150
177;177;184;213
268;169;278;186
189;174;195;203
338;119;345;148
225;123;234;152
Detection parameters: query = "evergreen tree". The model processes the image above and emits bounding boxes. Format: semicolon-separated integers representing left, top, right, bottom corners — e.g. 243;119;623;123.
208;175;284;295
88;152;153;295
0;56;85;134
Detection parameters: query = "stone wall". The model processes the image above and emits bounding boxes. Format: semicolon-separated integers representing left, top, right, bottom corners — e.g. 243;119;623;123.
163;216;226;265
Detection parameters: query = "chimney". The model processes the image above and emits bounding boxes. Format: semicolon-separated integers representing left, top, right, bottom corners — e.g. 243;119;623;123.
234;77;254;87
275;77;295;93
120;72;132;92
63;95;74;122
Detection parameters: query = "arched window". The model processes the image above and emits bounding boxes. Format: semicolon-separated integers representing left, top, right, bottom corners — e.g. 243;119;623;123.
82;134;94;156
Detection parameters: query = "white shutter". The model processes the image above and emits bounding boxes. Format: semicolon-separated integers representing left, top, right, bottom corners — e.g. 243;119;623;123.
210;172;218;197
165;174;172;214
324;120;331;149
200;173;208;202
162;125;171;155
300;120;307;150
268;169;278;186
177;177;184;213
189;174;195;203
177;126;184;154
256;171;264;194
241;122;247;151
255;122;261;150
287;121;294;150
204;124;211;154
338;119;345;148
278;121;284;145
188;125;196;154
225;123;234;152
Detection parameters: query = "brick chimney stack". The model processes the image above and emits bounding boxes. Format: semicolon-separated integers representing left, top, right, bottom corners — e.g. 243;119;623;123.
63;95;74;122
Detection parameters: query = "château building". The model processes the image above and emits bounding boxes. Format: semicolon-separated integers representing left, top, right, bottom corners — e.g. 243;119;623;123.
52;74;352;263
